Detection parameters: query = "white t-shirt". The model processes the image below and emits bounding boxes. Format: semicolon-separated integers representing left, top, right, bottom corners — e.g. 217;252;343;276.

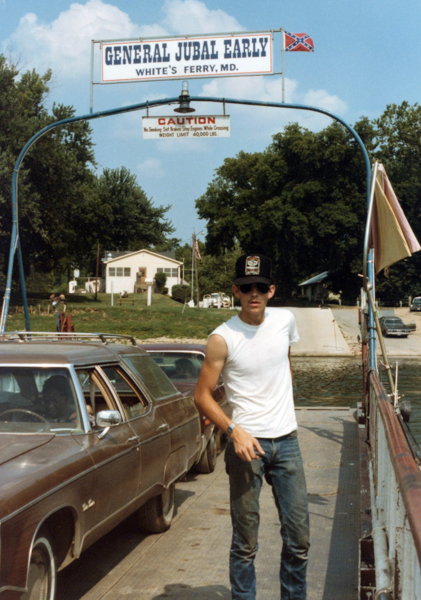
211;308;299;438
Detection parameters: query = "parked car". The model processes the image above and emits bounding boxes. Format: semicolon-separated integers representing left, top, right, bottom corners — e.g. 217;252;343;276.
410;297;421;311
202;293;231;308
379;316;412;337
0;332;203;600
141;343;231;473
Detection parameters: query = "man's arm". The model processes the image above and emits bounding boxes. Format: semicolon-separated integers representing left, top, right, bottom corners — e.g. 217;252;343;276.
194;334;264;462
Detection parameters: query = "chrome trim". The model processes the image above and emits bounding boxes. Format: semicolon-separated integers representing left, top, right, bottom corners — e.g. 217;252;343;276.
0;585;26;593
0;331;138;345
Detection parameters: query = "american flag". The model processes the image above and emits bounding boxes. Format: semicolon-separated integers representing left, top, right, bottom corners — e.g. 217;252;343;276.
194;240;203;263
284;32;314;52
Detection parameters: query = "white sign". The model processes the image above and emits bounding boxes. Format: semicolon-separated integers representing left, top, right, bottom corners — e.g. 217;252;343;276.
101;33;272;83
142;115;230;139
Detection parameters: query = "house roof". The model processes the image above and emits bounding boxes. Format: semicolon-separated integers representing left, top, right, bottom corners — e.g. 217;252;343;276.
298;271;329;287
103;248;182;266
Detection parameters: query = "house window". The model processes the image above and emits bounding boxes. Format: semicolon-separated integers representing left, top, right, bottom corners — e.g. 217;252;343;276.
109;267;115;276
157;267;177;277
117;267;123;277
124;268;131;277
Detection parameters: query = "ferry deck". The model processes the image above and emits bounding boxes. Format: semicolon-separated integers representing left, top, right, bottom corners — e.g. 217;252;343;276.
58;407;359;600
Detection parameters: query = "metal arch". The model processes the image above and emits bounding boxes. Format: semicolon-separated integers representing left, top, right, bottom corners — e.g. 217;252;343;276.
0;95;375;365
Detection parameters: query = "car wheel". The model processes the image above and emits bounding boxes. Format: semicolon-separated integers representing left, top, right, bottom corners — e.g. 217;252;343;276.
137;483;175;534
195;431;217;474
21;535;56;600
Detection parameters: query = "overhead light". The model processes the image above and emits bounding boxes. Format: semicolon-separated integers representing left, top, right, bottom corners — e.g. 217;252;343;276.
174;80;195;114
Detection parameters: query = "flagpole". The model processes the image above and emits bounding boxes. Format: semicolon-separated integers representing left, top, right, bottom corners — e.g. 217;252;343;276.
191;233;195;305
281;29;285;103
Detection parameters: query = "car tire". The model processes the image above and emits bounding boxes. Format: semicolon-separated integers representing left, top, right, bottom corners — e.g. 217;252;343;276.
195;431;217;474
22;534;56;600
137;483;175;534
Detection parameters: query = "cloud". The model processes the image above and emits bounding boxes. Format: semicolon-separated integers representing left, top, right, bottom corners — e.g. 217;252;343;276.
2;0;165;78
162;0;243;34
2;0;243;80
137;157;165;178
197;75;348;135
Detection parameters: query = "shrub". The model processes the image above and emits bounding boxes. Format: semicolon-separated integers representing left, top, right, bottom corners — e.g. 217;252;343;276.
154;272;167;294
171;284;191;303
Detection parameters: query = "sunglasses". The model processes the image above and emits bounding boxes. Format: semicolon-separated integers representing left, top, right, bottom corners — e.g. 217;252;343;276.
238;282;271;294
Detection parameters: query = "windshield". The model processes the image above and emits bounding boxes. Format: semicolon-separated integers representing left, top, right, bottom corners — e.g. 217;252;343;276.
147;352;204;384
0;367;81;433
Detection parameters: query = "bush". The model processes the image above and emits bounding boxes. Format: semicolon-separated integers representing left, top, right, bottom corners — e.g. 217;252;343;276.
154;272;167;293
171;284;191;303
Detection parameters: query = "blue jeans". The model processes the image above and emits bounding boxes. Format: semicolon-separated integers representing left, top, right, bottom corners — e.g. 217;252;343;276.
225;432;310;600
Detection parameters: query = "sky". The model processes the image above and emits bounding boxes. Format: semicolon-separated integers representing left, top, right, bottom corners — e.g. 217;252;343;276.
1;0;421;248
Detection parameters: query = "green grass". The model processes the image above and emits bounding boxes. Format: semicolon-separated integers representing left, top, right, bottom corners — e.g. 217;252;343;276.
5;293;235;339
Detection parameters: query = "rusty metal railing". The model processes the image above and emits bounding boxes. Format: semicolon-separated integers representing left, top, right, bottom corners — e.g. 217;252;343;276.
362;370;421;599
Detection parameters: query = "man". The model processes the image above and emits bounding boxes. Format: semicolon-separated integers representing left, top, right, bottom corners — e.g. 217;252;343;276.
43;375;78;425
194;254;309;600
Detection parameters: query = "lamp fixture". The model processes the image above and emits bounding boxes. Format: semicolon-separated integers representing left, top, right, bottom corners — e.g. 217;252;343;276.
174;81;195;114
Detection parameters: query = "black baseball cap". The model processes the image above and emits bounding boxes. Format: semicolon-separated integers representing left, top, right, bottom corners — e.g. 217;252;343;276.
234;254;273;285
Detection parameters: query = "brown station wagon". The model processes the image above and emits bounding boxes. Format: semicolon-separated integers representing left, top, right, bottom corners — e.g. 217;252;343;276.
0;333;203;600
141;343;231;474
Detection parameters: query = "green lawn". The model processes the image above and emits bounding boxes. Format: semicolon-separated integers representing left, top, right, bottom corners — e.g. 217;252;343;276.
5;293;235;340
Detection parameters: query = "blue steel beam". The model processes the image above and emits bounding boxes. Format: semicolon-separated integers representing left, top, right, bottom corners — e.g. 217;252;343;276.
1;96;374;367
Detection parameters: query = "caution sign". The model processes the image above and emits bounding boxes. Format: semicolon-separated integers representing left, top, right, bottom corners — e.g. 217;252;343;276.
142;116;231;139
102;33;272;83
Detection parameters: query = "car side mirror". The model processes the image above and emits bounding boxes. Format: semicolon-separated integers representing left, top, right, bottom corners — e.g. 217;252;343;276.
96;410;122;439
96;410;122;428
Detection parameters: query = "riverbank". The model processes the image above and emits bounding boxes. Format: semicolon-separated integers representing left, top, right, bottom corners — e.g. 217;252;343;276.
140;306;421;358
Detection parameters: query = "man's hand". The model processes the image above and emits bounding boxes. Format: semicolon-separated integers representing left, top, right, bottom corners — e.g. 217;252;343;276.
230;425;265;462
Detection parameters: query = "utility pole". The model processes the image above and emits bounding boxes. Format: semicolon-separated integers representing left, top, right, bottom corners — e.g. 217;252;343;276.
95;243;100;301
191;235;194;304
193;232;200;310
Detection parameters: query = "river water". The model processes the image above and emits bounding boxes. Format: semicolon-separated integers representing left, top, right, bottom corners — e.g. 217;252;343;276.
291;356;421;443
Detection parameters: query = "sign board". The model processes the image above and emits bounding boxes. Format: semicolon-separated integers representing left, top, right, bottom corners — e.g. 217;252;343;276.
142;116;230;139
101;33;272;83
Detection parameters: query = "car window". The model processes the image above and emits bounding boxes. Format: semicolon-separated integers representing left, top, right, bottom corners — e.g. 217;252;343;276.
0;367;81;434
148;352;204;383
102;365;148;419
122;355;179;401
76;367;122;428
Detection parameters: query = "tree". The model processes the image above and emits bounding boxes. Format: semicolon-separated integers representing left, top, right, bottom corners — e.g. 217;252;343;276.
0;56;176;289
196;119;375;299
88;167;174;259
0;56;97;279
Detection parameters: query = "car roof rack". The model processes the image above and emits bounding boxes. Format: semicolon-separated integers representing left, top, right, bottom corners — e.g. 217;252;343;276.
0;332;138;345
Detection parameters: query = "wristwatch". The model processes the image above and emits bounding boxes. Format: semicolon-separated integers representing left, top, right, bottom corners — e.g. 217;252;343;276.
226;422;237;436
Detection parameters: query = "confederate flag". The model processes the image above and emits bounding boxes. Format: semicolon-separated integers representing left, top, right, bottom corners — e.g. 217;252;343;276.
284;32;314;52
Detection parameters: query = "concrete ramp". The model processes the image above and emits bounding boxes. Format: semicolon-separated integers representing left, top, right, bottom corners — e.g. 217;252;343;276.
287;307;353;356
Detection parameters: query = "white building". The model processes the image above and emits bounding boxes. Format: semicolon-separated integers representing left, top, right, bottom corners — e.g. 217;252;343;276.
103;249;183;296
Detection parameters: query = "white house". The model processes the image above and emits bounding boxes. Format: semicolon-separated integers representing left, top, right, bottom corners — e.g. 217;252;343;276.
103;249;183;296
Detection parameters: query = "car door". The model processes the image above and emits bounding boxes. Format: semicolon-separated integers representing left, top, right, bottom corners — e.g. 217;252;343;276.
120;353;201;484
73;366;141;530
101;364;171;499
